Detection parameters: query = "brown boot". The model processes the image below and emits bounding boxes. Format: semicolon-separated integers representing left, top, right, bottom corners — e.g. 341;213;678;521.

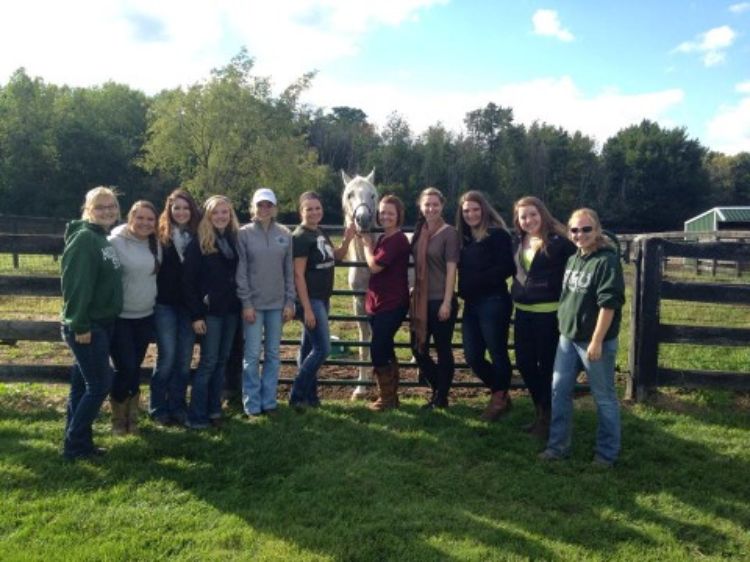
390;361;400;408
529;407;550;440
110;398;128;436
369;365;397;411
481;390;512;421
523;404;542;432
127;392;140;435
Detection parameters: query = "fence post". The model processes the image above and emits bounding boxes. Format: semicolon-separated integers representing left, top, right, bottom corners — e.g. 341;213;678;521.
11;219;19;269
625;238;642;401
634;237;663;401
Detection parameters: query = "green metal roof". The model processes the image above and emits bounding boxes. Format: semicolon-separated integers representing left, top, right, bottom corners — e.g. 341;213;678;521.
685;207;750;230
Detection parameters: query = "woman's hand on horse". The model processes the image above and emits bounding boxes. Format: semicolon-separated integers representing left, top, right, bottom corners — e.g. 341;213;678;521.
343;223;356;243
242;308;256;324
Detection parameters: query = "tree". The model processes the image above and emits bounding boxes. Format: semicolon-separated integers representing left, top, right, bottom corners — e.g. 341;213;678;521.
142;49;325;212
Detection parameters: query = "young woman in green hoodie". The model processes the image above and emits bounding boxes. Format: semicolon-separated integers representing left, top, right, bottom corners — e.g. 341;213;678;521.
61;186;123;461
539;208;625;468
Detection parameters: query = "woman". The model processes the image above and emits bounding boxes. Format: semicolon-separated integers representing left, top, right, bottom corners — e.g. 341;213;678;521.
456;191;515;421
108;200;161;436
361;195;410;411
61;186;123;461
539;208;625;468
183;195;241;429
512;196;576;438
150;189;202;426
410;187;460;409
236;188;295;418
290;192;355;409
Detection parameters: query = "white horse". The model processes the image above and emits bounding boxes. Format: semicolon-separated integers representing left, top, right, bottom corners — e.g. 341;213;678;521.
341;169;379;399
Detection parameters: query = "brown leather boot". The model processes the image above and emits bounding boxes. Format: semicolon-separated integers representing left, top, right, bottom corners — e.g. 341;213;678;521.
369;365;397;411
390;361;400;408
481;390;512;421
110;398;128;436
127;392;140;435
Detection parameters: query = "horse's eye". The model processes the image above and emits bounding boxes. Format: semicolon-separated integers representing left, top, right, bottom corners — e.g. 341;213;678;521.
348;192;354;199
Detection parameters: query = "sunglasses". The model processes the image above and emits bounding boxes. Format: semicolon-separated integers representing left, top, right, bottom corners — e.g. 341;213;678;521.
569;226;594;234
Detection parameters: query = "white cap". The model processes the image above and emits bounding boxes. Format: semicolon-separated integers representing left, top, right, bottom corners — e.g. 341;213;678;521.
252;188;277;206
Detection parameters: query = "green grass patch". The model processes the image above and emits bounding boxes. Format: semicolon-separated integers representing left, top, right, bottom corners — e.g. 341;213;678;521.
0;384;748;561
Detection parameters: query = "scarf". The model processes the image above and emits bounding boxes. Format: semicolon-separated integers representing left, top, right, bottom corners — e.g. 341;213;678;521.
215;231;235;260
171;227;192;263
410;218;446;354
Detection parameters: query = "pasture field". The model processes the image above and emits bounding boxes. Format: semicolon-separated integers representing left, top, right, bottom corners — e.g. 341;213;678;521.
1;253;749;560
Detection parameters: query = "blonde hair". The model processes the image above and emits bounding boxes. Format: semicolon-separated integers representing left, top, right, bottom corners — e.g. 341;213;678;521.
456;190;507;241
81;186;120;223
198;195;240;254
513;196;567;254
568;207;611;252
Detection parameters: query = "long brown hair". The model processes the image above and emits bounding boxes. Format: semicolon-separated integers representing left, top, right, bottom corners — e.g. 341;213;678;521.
158;189;201;246
127;200;160;274
513;196;567;254
456;190;507;241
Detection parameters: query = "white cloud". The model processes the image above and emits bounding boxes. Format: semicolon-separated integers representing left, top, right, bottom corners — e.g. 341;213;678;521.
736;81;750;93
673;25;736;67
706;97;750;154
532;9;574;42
304;74;684;148
0;0;447;93
729;2;750;13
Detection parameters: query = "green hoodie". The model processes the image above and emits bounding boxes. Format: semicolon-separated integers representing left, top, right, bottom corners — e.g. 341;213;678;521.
557;245;625;342
61;220;123;334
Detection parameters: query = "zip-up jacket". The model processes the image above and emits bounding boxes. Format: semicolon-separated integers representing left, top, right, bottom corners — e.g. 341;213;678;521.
183;233;241;320
236;220;295;311
557;245;625;342
512;234;576;305
457;227;515;301
60;220;123;334
157;242;189;307
108;224;161;319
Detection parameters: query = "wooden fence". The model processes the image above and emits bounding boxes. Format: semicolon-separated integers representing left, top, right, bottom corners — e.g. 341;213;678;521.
627;236;750;400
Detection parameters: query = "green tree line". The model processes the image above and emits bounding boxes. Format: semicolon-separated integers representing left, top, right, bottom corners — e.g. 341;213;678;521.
1;49;748;230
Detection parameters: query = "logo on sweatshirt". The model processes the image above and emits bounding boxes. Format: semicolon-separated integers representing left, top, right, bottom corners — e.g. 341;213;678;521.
102;246;121;268
563;269;592;293
276;236;289;247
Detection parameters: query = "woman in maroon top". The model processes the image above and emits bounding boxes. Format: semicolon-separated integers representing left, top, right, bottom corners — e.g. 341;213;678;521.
361;195;410;411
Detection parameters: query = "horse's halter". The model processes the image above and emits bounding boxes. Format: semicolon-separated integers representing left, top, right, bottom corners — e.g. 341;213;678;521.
350;202;374;233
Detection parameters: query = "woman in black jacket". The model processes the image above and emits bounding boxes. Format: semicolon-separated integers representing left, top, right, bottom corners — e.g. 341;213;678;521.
512;196;575;438
183;195;241;429
456;191;515;421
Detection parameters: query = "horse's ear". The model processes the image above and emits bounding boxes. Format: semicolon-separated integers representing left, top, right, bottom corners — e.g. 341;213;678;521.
341;170;352;185
365;168;375;184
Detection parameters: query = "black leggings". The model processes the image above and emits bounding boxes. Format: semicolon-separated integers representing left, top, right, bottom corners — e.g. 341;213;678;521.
413;298;457;401
513;308;558;410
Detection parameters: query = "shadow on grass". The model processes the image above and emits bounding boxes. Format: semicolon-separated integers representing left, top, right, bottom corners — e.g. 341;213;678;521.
1;394;749;560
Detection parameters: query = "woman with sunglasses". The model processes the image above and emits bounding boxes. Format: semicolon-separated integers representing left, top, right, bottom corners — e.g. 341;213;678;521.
512;196;575;438
539;208;625;468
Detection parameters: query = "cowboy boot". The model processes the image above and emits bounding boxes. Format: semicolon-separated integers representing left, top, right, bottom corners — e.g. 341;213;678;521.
369;366;397;411
127;392;141;435
390;361;401;408
110;398;128;436
481;390;512;421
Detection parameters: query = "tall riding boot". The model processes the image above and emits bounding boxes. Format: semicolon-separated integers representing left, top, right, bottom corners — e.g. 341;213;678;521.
110;398;128;436
529;406;550;440
481;390;512;421
523;403;542;432
127;392;141;435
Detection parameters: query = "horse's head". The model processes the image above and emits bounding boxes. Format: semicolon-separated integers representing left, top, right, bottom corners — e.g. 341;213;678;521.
341;169;378;232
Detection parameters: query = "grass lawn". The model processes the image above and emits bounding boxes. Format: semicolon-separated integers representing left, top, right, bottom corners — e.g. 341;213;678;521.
1;384;749;561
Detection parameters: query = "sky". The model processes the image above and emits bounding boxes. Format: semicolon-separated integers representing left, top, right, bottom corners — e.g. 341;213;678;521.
1;0;749;154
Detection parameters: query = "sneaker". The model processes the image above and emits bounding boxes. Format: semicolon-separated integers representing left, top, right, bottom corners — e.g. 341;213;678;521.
591;454;614;469
538;449;565;462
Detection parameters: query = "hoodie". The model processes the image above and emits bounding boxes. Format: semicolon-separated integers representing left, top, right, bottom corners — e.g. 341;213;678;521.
108;224;161;319
557;245;625;342
60;220;123;334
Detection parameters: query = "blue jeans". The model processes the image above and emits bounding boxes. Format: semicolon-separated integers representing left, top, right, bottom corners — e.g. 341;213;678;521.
62;323;114;458
546;336;621;463
242;309;282;415
369;306;407;367
150;303;195;422
462;294;512;392
188;313;239;427
110;315;154;402
290;299;330;407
